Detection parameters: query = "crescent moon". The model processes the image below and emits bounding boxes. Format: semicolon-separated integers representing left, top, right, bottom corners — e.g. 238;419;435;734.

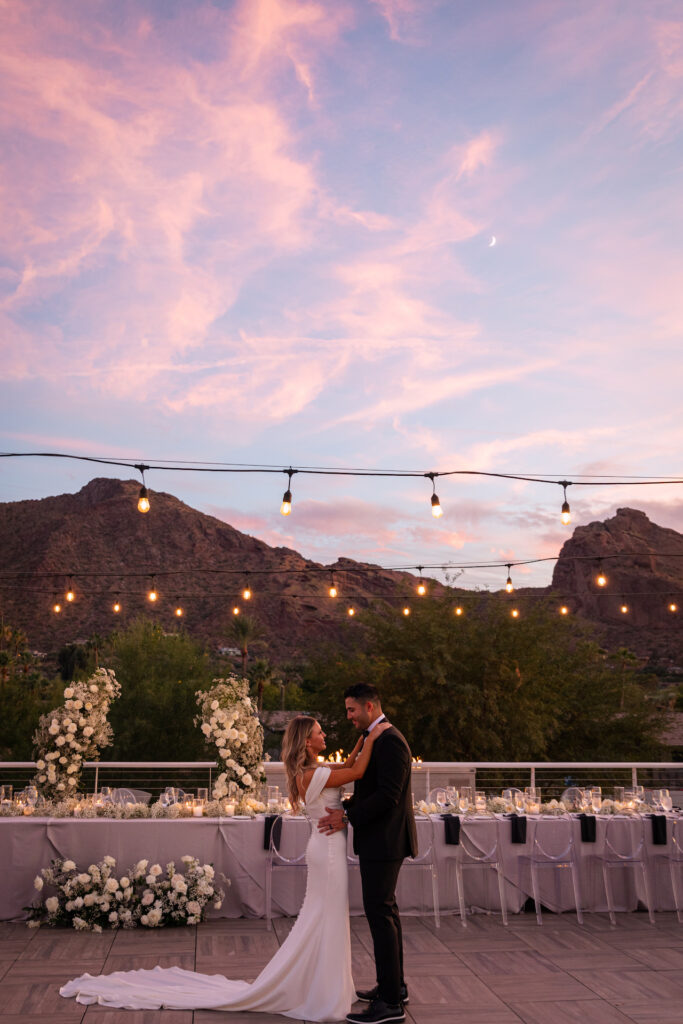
488;235;497;247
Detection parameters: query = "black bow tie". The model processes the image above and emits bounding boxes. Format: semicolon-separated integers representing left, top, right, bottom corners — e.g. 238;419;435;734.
361;729;370;738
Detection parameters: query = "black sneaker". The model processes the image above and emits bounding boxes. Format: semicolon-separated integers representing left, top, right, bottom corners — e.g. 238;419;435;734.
346;1000;406;1024
355;984;409;1005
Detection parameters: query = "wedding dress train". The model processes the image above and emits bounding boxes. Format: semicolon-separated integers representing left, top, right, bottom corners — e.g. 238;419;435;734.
60;766;354;1021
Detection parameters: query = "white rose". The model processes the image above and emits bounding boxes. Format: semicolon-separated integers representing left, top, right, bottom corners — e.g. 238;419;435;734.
34;876;44;891
66;764;77;774
103;855;116;866
83;726;94;737
108;911;118;923
68;777;77;786
186;900;201;915
142;891;154;906
216;738;226;747
171;875;187;894
59;756;67;765
38;775;46;782
150;864;163;876
45;896;59;914
67;724;77;733
119;876;130;888
93;925;102;933
57;782;65;790
55;736;65;747
242;774;253;787
77;873;90;884
72;916;87;930
210;700;219;710
85;702;92;711
36;760;45;770
64;688;74;698
89;684;98;693
84;893;96;907
181;855;194;864
145;874;157;886
62;860;76;872
104;878;119;892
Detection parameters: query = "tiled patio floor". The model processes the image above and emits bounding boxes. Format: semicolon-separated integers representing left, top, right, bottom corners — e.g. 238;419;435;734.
1;911;683;1024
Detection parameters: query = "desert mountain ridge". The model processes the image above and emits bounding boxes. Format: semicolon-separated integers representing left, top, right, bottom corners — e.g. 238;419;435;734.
1;478;682;666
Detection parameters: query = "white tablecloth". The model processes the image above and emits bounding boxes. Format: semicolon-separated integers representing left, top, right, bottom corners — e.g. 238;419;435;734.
1;813;679;922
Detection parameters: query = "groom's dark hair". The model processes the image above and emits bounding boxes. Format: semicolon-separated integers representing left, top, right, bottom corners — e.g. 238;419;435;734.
344;683;381;703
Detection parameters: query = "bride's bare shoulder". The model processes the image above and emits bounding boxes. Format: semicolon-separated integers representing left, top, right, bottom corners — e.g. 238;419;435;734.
298;766;316;800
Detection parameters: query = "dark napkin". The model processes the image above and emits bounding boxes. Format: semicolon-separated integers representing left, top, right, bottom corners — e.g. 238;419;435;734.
263;814;283;851
649;814;667;845
441;813;460;845
579;814;597;842
508;814;527;843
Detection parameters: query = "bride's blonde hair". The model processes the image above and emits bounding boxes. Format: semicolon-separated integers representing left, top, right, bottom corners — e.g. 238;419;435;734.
281;715;318;811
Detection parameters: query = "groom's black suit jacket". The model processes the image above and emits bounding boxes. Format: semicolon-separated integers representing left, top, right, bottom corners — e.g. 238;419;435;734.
345;724;418;862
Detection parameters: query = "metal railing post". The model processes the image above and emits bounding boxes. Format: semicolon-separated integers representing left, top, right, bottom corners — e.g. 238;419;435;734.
632;766;638;787
530;765;536;788
94;763;99;794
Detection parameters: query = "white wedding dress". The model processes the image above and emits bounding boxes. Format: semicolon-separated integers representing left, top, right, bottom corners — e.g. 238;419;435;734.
60;767;354;1021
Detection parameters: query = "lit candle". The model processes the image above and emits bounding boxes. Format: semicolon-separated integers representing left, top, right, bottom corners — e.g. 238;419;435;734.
223;801;235;817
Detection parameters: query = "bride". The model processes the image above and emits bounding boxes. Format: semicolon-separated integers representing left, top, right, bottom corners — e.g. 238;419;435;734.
60;715;390;1021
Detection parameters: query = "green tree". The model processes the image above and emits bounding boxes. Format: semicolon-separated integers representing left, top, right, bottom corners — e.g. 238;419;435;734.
228;613;266;679
0;625;61;758
104;618;216;760
303;597;667;761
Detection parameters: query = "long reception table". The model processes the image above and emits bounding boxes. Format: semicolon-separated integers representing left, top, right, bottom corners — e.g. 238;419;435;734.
1;813;680;922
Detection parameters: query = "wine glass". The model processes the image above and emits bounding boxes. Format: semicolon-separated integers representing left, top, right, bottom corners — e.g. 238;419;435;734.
445;786;458;810
435;789;448;813
590;787;602;813
25;786;38;807
459;790;470;813
660;789;672;812
99;786;112;803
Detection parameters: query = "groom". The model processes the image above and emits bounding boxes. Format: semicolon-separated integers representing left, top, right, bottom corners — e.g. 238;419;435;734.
319;683;417;1024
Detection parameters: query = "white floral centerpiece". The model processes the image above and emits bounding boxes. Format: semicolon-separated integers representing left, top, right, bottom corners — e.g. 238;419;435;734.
195;676;265;801
26;855;225;930
31;668;121;801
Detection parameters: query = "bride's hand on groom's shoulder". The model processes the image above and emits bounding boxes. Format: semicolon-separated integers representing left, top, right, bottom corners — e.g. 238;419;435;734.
371;721;392;740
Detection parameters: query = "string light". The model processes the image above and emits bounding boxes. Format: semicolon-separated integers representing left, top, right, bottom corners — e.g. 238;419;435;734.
242;574;252;601
232;605;240;615
560;481;571;526
505;565;514;593
454;606;463;616
620;603;629;614
175;602;183;617
560;605;569;615
280;467;296;516
136;464;150;514
113;594;121;613
65;576;75;602
52;596;62;614
511;608;520;618
347;607;355;616
426;472;443;518
328;573;337;598
403;606;411;616
596;563;608;587
669;601;678;613
148;576;158;602
416;567;426;596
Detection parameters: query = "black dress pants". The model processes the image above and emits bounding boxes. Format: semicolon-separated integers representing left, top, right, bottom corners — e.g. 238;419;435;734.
359;858;405;1005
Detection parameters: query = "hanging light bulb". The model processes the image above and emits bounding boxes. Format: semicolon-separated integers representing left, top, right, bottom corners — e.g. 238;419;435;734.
416;567;426;596
136;464;151;513
113;594;121;614
620;603;629;614
328;573;337;598
426;473;443;518
175;604;183;617
347;607;355;617
403;606;411;616
669;601;678;613
280;467;296;516
511;608;520;619
505;565;514;594
454;606;463;616
53;596;62;614
232;605;240;616
65;576;75;602
596;563;607;587
560;481;571;525
242;574;252;601
148;576;158;602
560;605;569;615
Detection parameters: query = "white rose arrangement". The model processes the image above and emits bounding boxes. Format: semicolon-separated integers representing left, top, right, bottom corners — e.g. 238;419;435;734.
195;677;265;800
31;668;121;801
26;854;225;930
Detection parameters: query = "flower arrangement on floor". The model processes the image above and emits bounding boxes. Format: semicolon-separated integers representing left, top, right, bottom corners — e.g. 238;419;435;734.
31;668;121;801
26;855;225;930
195;676;265;801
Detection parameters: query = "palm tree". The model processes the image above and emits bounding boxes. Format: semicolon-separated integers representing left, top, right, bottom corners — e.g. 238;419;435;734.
249;657;277;712
228;614;266;681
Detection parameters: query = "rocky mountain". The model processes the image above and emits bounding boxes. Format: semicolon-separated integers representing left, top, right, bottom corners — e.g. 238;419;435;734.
551;507;683;664
0;477;439;662
1;482;681;667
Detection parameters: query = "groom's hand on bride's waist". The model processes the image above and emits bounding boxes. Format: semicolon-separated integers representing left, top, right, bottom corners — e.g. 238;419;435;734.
318;807;347;836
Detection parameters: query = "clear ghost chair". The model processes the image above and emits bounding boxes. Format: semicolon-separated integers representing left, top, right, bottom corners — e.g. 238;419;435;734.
527;815;583;925
401;814;440;927
452;817;508;928
265;814;311;930
601;814;654;925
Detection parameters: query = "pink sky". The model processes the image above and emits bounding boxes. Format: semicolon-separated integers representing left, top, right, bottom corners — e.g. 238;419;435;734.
1;0;682;590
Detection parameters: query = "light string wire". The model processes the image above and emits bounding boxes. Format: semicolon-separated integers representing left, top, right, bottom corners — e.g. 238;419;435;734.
2;451;683;486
